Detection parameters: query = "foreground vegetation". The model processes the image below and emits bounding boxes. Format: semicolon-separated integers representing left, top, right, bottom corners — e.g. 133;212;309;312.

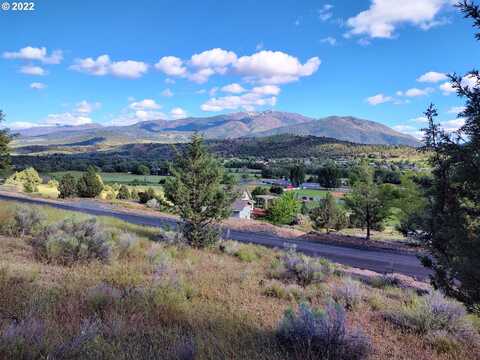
0;202;479;359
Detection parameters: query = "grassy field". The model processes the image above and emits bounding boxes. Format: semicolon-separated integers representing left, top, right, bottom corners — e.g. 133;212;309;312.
0;201;479;359
48;171;166;186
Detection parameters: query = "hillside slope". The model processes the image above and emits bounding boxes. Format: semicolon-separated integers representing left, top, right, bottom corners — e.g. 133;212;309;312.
13;112;420;148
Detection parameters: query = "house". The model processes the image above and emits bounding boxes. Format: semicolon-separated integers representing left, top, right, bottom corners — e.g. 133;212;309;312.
231;190;255;219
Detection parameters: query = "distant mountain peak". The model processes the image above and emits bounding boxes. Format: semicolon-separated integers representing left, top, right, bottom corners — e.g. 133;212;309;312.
14;111;420;147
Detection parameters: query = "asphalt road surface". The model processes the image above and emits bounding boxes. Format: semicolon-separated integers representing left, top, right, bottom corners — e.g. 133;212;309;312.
0;193;431;280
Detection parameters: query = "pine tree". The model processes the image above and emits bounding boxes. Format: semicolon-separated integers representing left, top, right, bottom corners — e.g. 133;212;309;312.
58;174;77;198
344;167;387;241
418;1;480;310
164;134;236;248
289;165;305;187
0;110;11;176
76;166;104;198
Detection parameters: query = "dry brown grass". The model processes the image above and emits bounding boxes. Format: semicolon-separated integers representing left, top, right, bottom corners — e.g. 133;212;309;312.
0;202;478;359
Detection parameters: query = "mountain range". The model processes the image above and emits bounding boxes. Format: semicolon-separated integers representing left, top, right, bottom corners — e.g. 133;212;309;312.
14;111;420;149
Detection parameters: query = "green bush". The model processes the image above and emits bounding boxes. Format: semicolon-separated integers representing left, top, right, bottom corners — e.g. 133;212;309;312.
277;302;371;360
29;218;112;265
270;247;333;287
12;206;45;237
116;185;130;200
384;291;480;344
5;167;42;193
76;166;104;198
58;173;77;198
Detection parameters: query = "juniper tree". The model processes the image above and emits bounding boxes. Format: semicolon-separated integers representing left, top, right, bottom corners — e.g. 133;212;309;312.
311;192;345;233
76;166;104;198
58;173;77;198
344;166;387;241
164;134;236;248
418;1;480;310
0;110;11;176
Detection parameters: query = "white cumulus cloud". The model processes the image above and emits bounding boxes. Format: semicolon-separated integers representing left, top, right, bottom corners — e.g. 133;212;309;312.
346;0;451;39
221;83;246;94
170;107;187;119
3;46;63;64
417;71;448;83
129;99;161;111
155;56;187;77
71;55;148;78
201;92;277;112
366;93;392;105
20;65;46;76
234;50;321;84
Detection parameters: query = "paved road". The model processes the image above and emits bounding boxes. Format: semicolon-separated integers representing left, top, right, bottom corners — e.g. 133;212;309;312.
0;193;430;280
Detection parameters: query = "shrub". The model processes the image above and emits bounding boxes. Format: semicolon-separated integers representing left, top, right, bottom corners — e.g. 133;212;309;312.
0;316;47;359
138;187;156;204
116;232;141;259
384;291;479;344
100;185;117;200
30;218;112;265
277;302;371;360
13;206;45;236
50;318;105;358
116;185;130;200
333;277;363;310
76;166;104;198
86;283;122;314
366;274;401;289
263;280;303;301
271;247;333;287
58;173;77;198
426;331;461;354
234;247;259;262
5;167;42;193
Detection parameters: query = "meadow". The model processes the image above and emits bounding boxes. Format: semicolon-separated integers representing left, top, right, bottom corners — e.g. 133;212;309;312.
0;201;478;359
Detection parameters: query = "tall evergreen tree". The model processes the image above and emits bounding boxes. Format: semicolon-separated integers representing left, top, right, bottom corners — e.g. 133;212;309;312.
289;164;305;187
344;166;387;241
164;134;236;248
0;110;11;176
418;1;480;310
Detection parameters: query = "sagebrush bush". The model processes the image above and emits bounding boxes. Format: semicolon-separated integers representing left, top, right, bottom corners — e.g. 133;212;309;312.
29;218;112;265
277;302;371;360
116;232;141;259
13;206;45;237
333;277;363;310
366;274;401;289
0;316;47;359
270;248;333;287
86;283;122;314
263;280;303;301
384;291;480;344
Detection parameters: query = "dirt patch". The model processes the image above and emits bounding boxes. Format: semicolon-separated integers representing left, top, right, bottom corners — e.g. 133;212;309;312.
222;218;305;238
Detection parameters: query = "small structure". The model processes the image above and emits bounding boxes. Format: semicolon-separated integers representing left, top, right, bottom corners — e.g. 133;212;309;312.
231;199;254;219
230;190;255;219
255;194;278;210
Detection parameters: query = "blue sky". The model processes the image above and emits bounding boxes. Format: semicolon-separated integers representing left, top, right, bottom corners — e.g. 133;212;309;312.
0;0;477;138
